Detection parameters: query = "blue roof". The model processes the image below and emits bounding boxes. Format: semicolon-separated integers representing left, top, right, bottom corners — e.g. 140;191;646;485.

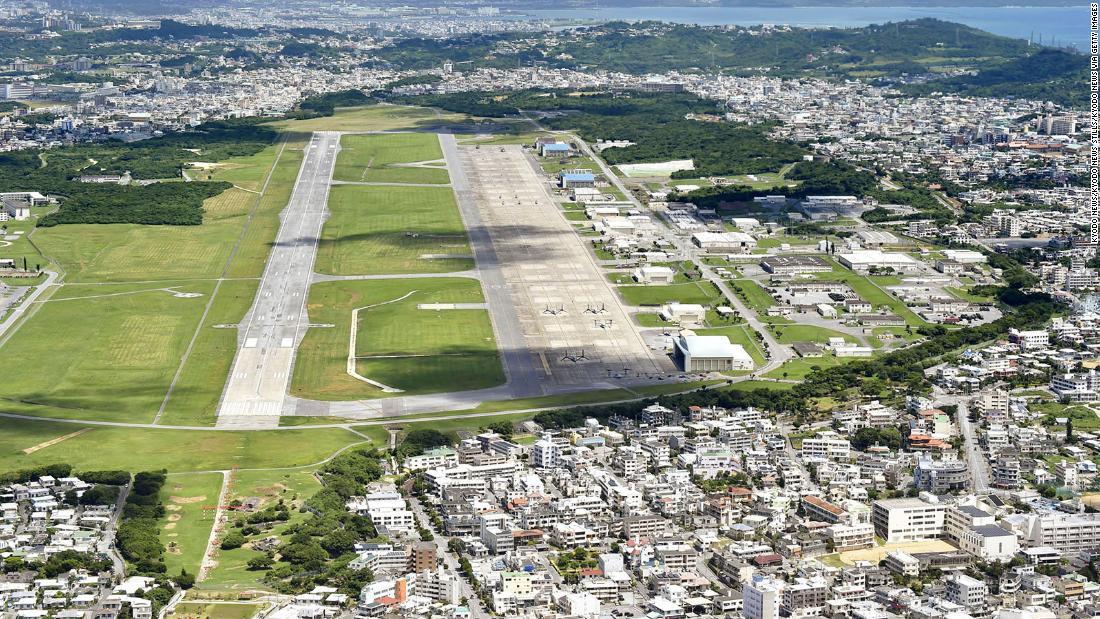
544;143;570;150
562;172;594;180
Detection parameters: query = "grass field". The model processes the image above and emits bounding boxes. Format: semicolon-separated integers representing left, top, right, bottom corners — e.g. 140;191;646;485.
269;104;470;133
0;418;365;472
200;468;321;590
162;472;223;577
771;324;857;345
0;281;214;423
316;184;472;276
34;138;299;283
729;279;774;314
617;281;722;306
334;133;449;184
157;280;260;426
292;278;503;400
170;603;260;619
764;355;855;380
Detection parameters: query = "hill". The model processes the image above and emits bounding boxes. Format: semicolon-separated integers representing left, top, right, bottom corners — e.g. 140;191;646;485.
901;48;1087;108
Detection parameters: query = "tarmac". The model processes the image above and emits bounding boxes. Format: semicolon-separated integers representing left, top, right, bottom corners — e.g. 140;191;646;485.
215;131;340;429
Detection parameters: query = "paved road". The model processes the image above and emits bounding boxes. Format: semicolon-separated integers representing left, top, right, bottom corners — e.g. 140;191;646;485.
438;132;543;399
0;270;58;339
953;396;991;492
216;131;340;429
564;130;791;375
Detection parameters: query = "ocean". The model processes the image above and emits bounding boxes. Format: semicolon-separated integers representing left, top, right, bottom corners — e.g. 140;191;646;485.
525;5;1090;50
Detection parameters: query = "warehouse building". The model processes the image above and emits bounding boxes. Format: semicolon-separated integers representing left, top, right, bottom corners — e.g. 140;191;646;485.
760;255;831;275
673;334;755;372
837;250;921;273
691;231;757;254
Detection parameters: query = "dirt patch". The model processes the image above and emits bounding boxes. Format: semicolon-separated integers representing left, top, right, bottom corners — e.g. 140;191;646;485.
23;428;93;454
167;514;182;522
165;505;182;512
164;523;177;530
170;495;207;504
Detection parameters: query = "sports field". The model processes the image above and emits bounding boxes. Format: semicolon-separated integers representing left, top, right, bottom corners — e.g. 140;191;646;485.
315;184;472;275
334;133;449;184
291;278;504;400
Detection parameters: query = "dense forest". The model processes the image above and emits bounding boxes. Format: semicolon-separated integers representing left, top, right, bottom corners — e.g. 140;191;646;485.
902;48;1087;108
677;159;878;206
396;90;807;176
3;120;275;226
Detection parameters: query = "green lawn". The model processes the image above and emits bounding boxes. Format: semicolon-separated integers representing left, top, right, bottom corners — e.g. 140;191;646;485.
162;472;223;578
947;286;995;304
0;281;214;423
316;184;472;276
292;278;503;400
333;133;449;184
0;418;365;472
617;281;722;306
729;279;774;314
157;280;260;426
771;324;857;345
763;355;856;380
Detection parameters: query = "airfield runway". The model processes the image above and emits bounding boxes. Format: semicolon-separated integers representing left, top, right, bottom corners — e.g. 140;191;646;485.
216;131;340;429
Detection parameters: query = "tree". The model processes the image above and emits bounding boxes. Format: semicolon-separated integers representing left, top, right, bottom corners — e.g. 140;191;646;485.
175;568;195;589
220;531;246;550
247;555;274;571
1066;418;1075;444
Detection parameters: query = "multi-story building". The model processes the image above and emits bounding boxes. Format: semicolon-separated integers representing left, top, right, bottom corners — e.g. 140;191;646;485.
913;456;970;494
946;573;989;617
1021;512;1100;555
744;576;782;619
781;577;829;619
872;498;947;543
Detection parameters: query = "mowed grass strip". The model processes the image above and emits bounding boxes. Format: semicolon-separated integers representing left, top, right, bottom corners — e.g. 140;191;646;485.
291;278;503;400
156;279;260;426
334;133;449;184
0;281;214;423
161;472;223;577
316;184;472;276
0;418;365;472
